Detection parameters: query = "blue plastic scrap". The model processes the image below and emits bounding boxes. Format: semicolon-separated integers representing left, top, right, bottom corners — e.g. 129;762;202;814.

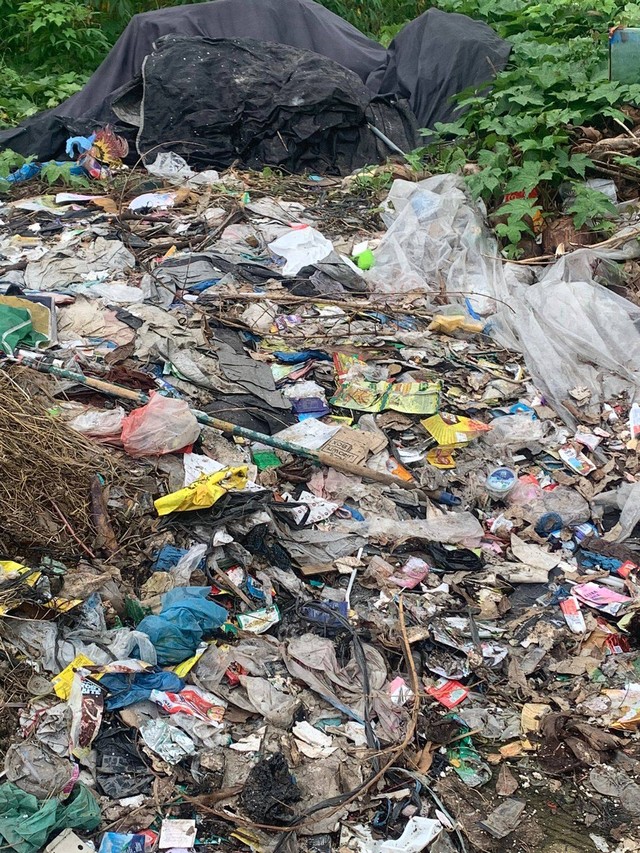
152;544;204;572
137;587;228;665
100;669;184;710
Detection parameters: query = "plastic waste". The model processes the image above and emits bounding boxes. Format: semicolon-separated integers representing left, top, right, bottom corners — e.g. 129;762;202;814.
120;393;200;457
536;486;591;527
368;512;484;548
170;543;208;585
154;466;248;515
535;512;564;537
98;832;146;853
4;743;76;799
137;587;228;665
507;476;543;506
139;719;196;764
268;226;333;275
486;466;517;499
0;783;101;853
484;413;547;451
603;480;640;541
68;407;125;440
145;151;219;187
492;248;640;426
367;175;509;314
371;817;442;852
99;669;184;710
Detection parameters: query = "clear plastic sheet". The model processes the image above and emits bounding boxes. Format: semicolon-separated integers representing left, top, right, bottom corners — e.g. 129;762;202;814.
370;174;640;427
492;253;640;426
367;175;510;314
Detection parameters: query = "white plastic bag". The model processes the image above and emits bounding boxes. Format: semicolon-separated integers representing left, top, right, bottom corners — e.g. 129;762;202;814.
491;246;640;426
366;174;509;314
268;226;333;275
69;406;125;440
146;152;219;187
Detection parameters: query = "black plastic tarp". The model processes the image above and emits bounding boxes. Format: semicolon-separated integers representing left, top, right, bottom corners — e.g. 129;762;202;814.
112;36;417;175
368;8;512;130
61;0;387;119
0;0;511;167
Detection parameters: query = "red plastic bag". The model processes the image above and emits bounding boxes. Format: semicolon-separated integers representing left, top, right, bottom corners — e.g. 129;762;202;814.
121;392;200;457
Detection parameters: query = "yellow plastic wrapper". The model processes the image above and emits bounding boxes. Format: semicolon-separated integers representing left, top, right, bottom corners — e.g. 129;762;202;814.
154;466;248;516
421;413;491;446
52;653;97;699
428;314;484;335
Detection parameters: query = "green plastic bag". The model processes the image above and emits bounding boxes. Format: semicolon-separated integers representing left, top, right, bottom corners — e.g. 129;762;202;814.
0;782;101;853
0;305;46;356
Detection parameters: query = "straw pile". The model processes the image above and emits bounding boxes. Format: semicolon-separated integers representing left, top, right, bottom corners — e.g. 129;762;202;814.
0;371;122;559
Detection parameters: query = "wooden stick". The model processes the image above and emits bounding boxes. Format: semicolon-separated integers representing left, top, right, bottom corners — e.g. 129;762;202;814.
25;363;418;490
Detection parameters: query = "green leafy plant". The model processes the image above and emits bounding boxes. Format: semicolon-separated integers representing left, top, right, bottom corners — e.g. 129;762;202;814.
565;184;618;229
419;0;640;254
493;196;544;256
40;161;90;187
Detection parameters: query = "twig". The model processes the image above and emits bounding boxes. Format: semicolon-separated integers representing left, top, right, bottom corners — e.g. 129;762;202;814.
49;499;96;559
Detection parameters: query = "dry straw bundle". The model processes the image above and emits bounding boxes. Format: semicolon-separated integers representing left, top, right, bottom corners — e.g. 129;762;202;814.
0;369;122;558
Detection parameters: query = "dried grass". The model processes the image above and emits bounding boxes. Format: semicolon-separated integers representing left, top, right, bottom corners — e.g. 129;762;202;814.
0;370;124;559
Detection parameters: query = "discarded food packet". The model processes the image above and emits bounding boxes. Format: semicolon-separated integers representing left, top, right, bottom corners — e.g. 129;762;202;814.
617;560;637;578
559;595;586;634
573;581;632;616
300;601;348;628
140;718;196;765
421;413;491;446
332;379;441;414
427;678;469;709
52;653;96;699
149;686;226;725
387;676;415;706
558;444;596;476
99;832;146;853
237;604;281;634
573;522;598;543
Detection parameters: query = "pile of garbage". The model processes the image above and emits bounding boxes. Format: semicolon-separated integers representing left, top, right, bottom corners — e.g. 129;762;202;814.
0;154;640;853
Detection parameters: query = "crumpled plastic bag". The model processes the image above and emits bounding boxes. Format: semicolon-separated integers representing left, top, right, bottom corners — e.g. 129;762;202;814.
268;226;333;275
600;480;640;542
146;151;220;187
492;249;640;426
69;406;125;441
140;718;196;764
0;782;101;853
121;392;200;457
4;743;75;799
483;413;549;452
137;587;228;665
99;669;184;710
366;175;505;313
240;675;297;728
154;466;248;515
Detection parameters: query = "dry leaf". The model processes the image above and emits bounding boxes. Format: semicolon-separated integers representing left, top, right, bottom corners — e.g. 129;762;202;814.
417;741;435;773
496;764;519;796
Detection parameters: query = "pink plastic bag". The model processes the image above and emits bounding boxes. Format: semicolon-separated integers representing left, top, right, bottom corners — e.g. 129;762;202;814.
121;392;200;457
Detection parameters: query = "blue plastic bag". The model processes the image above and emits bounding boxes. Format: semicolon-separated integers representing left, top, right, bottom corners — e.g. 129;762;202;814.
100;669;184;710
137;587;227;665
99;832;146;853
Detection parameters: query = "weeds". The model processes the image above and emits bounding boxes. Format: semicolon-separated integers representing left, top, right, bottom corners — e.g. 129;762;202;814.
419;0;640;255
